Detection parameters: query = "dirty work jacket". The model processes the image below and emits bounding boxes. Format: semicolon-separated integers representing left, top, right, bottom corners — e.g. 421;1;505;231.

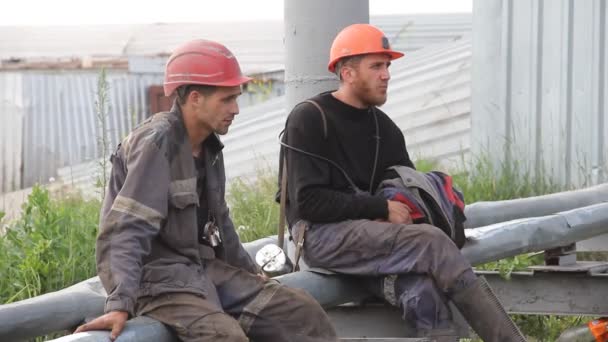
96;103;258;316
377;166;466;248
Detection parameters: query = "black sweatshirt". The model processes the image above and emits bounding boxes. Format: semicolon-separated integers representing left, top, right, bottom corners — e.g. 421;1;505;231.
280;91;414;225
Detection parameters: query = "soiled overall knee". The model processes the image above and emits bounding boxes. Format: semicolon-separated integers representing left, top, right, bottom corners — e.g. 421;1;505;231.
247;285;337;340
186;312;248;342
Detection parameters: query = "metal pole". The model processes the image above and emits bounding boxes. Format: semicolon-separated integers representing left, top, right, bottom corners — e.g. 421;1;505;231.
284;0;369;108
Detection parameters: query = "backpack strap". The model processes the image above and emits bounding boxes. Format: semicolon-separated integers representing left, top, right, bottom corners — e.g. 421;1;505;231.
278;158;288;251
292;220;308;272
277;99;328;268
303;99;328;140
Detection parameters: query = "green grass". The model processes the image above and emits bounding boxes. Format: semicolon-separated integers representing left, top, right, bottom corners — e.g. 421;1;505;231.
0;186;99;304
227;165;280;243
416;155;562;203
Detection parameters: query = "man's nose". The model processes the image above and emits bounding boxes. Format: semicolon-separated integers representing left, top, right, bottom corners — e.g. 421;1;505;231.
381;68;391;81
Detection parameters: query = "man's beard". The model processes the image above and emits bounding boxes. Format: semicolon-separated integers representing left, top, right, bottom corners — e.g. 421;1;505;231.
353;79;387;107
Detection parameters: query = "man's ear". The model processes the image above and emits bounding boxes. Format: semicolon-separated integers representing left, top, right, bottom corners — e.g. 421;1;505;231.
341;66;356;84
188;89;204;106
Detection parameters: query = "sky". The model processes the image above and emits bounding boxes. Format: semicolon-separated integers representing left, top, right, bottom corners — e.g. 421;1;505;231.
0;0;472;26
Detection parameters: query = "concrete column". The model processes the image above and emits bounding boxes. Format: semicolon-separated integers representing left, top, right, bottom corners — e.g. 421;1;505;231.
284;0;369;109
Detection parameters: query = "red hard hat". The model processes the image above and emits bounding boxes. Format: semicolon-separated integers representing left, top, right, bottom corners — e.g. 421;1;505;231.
328;24;404;73
163;39;252;96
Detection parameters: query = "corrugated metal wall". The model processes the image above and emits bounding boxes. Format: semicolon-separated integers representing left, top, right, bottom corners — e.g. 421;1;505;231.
0;71;163;192
0;73;24;193
376;13;471;52
472;0;608;188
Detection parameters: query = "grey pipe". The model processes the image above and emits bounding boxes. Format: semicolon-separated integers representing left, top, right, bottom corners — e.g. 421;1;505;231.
463;202;608;265
464;183;608;228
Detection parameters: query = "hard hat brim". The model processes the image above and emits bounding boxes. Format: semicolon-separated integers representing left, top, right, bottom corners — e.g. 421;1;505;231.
163;75;253;97
328;49;404;72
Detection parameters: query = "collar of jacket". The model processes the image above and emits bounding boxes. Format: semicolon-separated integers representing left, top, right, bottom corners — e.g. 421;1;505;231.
169;99;225;154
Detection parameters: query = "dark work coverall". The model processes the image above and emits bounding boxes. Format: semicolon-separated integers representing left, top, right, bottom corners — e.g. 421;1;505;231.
97;102;337;342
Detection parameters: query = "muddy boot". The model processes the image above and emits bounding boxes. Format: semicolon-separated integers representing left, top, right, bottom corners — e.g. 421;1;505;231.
450;276;526;342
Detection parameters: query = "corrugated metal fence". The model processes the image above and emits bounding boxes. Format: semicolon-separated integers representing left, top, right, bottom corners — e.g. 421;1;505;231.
0;71;163;192
472;0;608;188
0;73;24;193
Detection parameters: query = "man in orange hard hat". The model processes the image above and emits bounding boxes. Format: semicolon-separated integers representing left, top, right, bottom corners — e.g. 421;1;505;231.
75;39;337;342
279;24;526;341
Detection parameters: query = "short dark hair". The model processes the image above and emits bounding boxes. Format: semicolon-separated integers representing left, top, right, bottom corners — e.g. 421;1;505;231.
334;55;364;81
176;84;217;105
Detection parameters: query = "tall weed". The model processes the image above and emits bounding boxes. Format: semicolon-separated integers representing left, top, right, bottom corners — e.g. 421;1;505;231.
227;166;279;242
0;186;99;304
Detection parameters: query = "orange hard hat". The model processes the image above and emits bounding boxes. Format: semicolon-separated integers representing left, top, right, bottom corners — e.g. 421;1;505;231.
328;24;404;73
163;39;252;96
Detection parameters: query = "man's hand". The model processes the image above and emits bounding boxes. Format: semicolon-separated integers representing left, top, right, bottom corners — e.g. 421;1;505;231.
387;200;413;224
258;272;270;281
74;311;128;341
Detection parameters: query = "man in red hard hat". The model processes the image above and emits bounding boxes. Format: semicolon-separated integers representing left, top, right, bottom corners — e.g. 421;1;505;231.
76;39;337;342
279;24;526;341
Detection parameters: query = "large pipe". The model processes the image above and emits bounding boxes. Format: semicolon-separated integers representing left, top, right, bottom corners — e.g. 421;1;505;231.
50;317;173;342
464;183;608;228
0;277;106;341
463;202;608;264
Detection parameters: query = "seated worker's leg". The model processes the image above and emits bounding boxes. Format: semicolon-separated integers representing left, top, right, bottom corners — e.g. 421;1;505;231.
386;223;527;341
450;275;527;341
393;275;453;331
207;258;337;342
135;292;248;342
393;275;460;341
364;275;455;337
304;221;526;342
303;221;473;287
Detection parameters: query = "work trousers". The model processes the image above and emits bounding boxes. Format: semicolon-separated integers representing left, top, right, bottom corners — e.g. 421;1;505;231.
301;220;477;331
136;258;337;342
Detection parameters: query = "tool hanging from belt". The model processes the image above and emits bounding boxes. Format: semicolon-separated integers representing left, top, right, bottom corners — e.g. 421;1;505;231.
278;155;306;272
201;214;222;247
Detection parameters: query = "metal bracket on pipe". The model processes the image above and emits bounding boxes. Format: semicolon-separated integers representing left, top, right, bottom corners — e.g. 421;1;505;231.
544;243;577;266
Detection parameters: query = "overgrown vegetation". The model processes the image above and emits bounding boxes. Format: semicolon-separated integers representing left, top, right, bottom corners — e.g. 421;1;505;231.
0;186;99;304
95;68;111;202
227;165;279;242
416;155;562;203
